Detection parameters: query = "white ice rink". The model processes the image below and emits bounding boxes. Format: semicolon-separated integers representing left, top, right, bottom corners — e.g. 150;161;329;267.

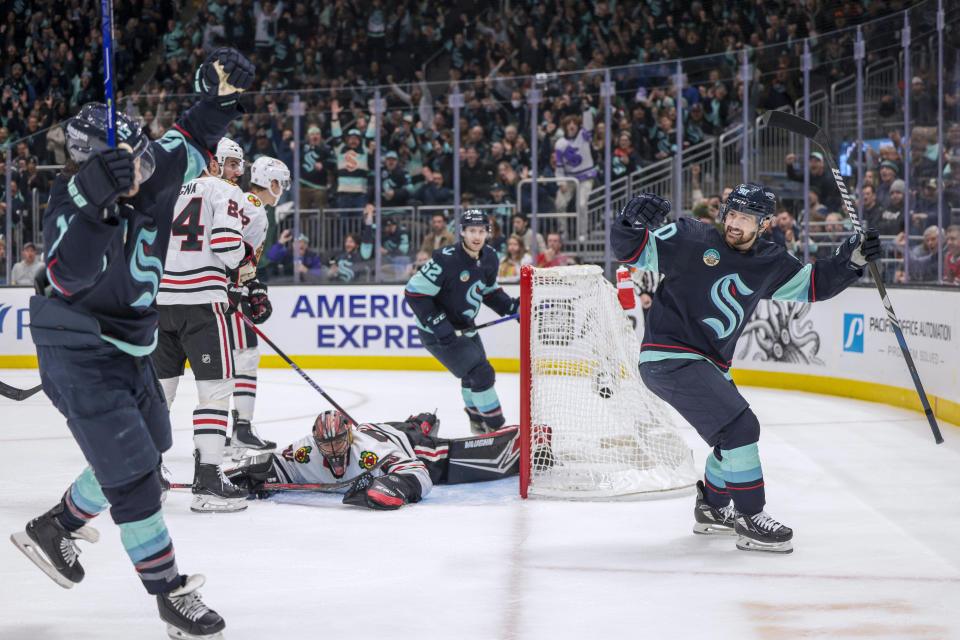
1;367;958;640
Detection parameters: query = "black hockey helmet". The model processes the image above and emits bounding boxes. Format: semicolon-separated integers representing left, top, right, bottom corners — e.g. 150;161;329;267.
64;103;155;183
312;410;353;478
719;182;776;225
460;208;489;233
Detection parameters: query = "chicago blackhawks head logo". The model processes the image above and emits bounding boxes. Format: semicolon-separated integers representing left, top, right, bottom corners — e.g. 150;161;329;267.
295;445;312;464
359;451;379;469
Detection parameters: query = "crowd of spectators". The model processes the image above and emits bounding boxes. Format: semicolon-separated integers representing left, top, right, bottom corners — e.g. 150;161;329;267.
3;0;960;285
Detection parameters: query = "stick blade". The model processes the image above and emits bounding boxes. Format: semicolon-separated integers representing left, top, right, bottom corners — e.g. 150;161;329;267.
761;110;821;140
0;381;43;402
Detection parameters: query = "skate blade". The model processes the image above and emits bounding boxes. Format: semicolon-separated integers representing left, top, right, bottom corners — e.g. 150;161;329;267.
693;522;736;536
190;495;248;513
166;623;224;640
9;532;77;589
736;535;794;554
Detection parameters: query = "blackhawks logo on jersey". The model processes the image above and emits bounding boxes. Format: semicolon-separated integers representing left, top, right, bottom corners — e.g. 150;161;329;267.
359;451;379;469
295;445;312;463
247;194;262;208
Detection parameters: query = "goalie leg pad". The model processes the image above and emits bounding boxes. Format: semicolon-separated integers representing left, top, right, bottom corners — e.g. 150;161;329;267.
445;425;520;484
224;454;280;498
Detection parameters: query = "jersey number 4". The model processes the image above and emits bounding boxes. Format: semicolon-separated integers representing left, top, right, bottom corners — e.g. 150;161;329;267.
173;198;205;251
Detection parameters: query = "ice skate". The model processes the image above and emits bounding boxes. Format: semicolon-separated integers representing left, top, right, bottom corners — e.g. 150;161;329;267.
692;480;738;536
191;451;248;513
10;502;100;588
734;510;794;554
465;407;488;435
157;574;225;639
229;410;275;459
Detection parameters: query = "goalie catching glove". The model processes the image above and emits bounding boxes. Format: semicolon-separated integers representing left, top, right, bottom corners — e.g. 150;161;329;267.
342;472;423;510
195;47;255;107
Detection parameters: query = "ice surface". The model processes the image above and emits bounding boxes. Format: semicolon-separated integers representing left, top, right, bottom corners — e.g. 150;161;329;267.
1;368;958;639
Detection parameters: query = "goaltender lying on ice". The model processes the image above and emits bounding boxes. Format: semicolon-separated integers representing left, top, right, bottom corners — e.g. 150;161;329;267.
224;410;552;510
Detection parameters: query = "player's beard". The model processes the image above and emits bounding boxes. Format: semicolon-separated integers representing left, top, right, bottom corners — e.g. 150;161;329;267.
724;225;757;250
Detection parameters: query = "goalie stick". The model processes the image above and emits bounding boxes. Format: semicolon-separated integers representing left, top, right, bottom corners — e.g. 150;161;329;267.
233;310;358;426
169;470;377;493
761;110;944;444
0;380;43;402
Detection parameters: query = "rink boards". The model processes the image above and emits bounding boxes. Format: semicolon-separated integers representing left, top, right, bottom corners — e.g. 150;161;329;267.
1;284;957;426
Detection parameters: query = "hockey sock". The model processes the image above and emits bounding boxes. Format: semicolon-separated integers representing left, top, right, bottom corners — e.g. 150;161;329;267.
58;467;109;531
461;387;482;421
470;386;505;430
118;510;180;595
703;449;730;508
719;443;765;516
232;372;257;422
193;379;233;465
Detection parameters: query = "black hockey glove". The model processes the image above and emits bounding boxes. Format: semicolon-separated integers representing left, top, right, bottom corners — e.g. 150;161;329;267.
225;454;278;499
427;312;456;345
71;147;136;221
848;228;881;270
226;281;244;314
195;47;255;107
342;473;420;510
508;297;520;320
246;280;272;324
406;412;440;436
616;193;671;229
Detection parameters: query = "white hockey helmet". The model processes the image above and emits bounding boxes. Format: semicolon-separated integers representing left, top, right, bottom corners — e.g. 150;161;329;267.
250;156;291;198
215;137;245;176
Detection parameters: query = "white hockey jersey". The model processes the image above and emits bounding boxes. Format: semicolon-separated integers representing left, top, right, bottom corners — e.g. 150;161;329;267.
158;176;247;305
241;191;269;263
272;422;433;498
553;109;597;181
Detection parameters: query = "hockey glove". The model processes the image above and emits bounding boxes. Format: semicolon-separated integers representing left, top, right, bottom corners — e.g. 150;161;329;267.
616;193;671;229
406;412;440;436
508;297;520;320
195;47;255;107
246;280;272;324
226;281;244;314
70;147;136;221
237;242;257;283
342;473;420;510
225;454;278;499
849;228;881;270
427;312;456;345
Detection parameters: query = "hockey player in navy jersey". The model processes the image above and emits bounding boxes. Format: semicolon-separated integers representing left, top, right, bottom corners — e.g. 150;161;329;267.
405;209;520;433
11;47;254;639
613;187;881;554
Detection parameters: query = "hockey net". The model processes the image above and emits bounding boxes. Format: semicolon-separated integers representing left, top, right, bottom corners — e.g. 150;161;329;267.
520;265;696;499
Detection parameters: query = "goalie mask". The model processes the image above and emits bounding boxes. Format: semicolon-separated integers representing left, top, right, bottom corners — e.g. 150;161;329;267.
312;410;352;478
250;156;291;198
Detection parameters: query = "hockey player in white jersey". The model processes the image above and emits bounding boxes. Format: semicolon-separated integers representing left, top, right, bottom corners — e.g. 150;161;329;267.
155;146;255;513
226;410;534;510
225;156;290;457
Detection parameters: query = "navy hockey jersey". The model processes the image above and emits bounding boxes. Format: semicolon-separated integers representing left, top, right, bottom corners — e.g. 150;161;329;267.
404;242;516;337
35;100;242;355
613;217;862;376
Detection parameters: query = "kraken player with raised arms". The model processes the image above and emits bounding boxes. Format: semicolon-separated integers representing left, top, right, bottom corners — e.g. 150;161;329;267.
613;187;880;553
404;209;519;434
155;135;256;513
10;47;254;639
225;156;290;457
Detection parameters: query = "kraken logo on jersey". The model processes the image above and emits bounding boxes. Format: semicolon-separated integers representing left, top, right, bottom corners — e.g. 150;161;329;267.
702;273;754;339
129;226;163;307
464;281;483;319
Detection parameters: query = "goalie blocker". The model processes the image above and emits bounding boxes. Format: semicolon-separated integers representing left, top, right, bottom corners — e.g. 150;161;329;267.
226;411;528;510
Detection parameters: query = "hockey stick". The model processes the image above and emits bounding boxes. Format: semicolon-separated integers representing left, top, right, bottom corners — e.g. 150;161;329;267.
169;478;364;493
761;110;944;444
0;380;43;402
233;310;359;426
457;313;518;335
100;0;117;146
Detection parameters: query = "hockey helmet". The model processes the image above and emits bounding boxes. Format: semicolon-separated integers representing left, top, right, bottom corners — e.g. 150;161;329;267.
460;208;489;233
312;410;353;478
250;156;291;198
719;182;776;226
215;137;245;177
64;102;155;183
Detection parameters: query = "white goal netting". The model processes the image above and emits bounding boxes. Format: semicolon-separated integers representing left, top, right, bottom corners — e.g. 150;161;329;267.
522;265;696;499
